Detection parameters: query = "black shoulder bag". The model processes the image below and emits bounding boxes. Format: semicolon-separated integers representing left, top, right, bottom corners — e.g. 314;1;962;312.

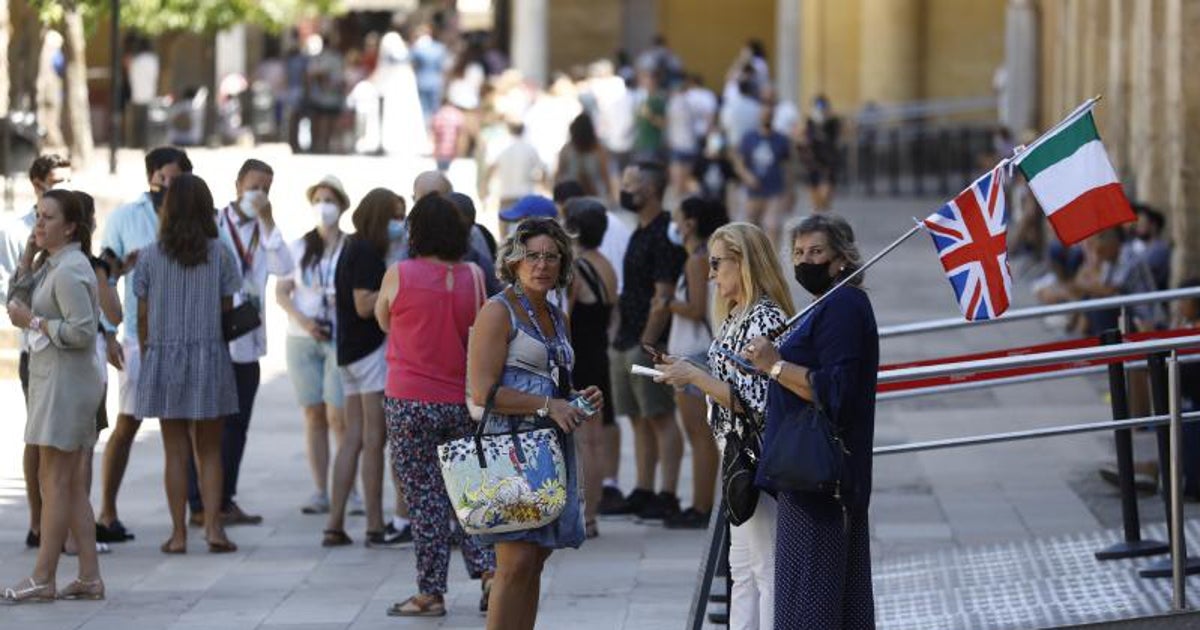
721;383;762;527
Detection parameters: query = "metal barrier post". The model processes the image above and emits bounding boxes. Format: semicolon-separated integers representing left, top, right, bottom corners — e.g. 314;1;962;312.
1170;351;1188;608
1096;330;1169;560
687;499;729;629
937;128;951;196
1137;352;1200;578
888;127;901;196
912;125;925;196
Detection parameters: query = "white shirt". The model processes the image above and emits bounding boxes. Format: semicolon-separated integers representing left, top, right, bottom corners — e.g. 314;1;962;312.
600;208;635;294
685;87;718;138
285;235;343;338
721;92;762;148
128;52;160;104
666;92;696;152
0;207;35;300
217;203;295;363
492;139;544;200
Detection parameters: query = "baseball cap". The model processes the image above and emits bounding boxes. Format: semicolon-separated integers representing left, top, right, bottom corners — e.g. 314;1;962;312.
499;195;557;222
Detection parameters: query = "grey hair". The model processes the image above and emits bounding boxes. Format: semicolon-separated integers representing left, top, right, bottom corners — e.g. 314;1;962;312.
496;217;575;289
791;213;865;286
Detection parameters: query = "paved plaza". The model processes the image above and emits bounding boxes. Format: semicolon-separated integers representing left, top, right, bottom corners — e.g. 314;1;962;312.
0;148;1197;628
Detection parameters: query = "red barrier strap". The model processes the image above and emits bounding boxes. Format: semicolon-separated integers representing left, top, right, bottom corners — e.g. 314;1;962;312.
878;327;1200;393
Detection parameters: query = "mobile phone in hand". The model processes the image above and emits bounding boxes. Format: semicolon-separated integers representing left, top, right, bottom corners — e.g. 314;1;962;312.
713;346;760;374
642;343;666;364
569;394;598;417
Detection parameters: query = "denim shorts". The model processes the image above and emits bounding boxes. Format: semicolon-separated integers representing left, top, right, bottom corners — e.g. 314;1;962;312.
285;335;345;408
679;351;710;399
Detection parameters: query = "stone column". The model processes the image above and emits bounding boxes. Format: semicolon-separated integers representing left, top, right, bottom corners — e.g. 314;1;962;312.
1127;0;1163;206
775;0;801;104
1105;0;1130;180
1001;0;1038;134
1164;0;1200;287
511;0;548;87
858;0;920;104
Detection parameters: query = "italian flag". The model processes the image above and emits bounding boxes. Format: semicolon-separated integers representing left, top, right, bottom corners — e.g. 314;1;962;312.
1014;102;1135;246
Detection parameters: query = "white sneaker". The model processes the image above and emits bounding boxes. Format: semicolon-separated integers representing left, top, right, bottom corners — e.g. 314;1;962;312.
348;489;365;516
301;492;330;515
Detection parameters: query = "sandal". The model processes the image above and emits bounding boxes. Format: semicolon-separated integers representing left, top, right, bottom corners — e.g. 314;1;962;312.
480;571;495;613
59;578;105;601
386;593;446;617
322;529;352;547
206;538;238;554
160;540;187;555
1;577;55;604
585;519;600;539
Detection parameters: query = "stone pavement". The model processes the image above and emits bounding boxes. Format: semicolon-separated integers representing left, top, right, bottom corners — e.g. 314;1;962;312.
0;148;1192;628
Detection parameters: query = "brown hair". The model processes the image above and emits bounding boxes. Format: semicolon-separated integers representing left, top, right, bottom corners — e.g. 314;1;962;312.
351;187;404;255
41;189;89;253
497;217;574;289
159;174;218;267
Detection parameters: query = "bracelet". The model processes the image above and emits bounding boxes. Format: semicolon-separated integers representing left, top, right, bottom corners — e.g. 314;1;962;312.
27;316;43;333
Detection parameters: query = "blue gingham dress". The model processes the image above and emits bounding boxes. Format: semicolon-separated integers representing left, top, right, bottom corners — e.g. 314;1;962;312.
134;240;241;420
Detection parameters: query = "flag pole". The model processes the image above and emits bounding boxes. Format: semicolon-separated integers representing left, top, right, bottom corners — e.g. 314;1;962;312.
770;223;924;340
767;94;1106;343
1006;94;1103;165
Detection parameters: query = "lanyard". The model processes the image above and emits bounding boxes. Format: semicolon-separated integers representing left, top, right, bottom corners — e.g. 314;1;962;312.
513;286;569;386
224;207;260;275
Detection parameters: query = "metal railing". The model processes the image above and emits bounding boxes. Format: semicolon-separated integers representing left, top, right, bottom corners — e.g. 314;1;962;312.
688;335;1200;628
879;286;1200;338
877;334;1200;384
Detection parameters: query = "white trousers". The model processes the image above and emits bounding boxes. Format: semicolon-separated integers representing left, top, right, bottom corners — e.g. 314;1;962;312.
728;492;777;630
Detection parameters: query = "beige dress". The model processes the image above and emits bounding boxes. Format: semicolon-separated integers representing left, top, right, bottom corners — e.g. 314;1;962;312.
25;243;103;450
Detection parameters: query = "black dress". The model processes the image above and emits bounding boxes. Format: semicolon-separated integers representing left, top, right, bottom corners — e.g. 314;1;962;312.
570;257;614;425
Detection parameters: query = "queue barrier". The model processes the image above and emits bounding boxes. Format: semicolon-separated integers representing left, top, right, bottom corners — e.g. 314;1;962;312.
688;334;1200;628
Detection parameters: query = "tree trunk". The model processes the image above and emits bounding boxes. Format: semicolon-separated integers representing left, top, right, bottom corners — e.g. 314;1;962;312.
9;0;40;113
63;5;92;167
0;0;9;116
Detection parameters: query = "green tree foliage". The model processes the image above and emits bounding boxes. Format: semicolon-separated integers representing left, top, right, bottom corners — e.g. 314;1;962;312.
33;0;340;34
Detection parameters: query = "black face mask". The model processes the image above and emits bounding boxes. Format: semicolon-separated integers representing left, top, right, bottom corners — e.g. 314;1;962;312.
149;186;166;210
794;261;836;295
619;190;644;212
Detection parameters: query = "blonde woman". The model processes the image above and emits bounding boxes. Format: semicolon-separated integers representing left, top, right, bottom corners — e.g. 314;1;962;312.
654;222;795;630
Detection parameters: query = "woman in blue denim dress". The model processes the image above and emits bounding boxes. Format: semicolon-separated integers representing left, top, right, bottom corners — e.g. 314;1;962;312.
467;217;604;630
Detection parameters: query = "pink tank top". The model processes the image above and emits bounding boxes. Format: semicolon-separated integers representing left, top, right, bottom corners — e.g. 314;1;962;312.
385;259;485;402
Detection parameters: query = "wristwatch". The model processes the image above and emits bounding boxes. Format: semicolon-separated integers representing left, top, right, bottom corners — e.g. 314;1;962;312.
536;396;550;418
769;360;785;381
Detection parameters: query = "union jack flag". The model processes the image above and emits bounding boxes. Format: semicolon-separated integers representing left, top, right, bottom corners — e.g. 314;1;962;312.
922;168;1012;321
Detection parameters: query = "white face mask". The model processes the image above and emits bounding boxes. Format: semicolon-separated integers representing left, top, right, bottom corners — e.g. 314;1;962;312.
313;201;340;227
239;189;265;218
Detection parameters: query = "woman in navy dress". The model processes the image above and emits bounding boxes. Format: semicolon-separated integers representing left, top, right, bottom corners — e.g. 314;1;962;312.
743;213;878;629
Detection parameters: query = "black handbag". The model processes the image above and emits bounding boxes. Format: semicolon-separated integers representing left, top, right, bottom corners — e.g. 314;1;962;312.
719;384;762;526
222;302;262;341
758;391;846;494
722;426;761;527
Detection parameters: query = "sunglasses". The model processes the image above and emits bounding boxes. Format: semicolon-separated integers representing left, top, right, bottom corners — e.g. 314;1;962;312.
708;255;736;271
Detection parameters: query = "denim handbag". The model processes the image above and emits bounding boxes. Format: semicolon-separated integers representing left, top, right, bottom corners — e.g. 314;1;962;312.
438;383;568;535
758;390;846;494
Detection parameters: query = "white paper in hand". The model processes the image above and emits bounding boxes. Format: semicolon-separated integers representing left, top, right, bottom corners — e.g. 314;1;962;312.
630;364;664;379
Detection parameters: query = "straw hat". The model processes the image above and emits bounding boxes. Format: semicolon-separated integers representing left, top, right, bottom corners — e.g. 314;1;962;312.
306;175;350;209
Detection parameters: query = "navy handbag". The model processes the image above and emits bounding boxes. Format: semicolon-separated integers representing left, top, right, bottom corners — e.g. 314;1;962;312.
757;389;846;494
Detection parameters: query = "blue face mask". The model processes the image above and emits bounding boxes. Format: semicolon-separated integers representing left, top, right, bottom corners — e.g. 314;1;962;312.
667;221;684;247
388;219;406;241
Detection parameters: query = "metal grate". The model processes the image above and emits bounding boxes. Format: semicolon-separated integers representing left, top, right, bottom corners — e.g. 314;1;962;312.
875;521;1200;629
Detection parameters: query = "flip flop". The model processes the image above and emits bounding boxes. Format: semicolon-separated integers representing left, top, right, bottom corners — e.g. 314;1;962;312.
386;594;446;617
